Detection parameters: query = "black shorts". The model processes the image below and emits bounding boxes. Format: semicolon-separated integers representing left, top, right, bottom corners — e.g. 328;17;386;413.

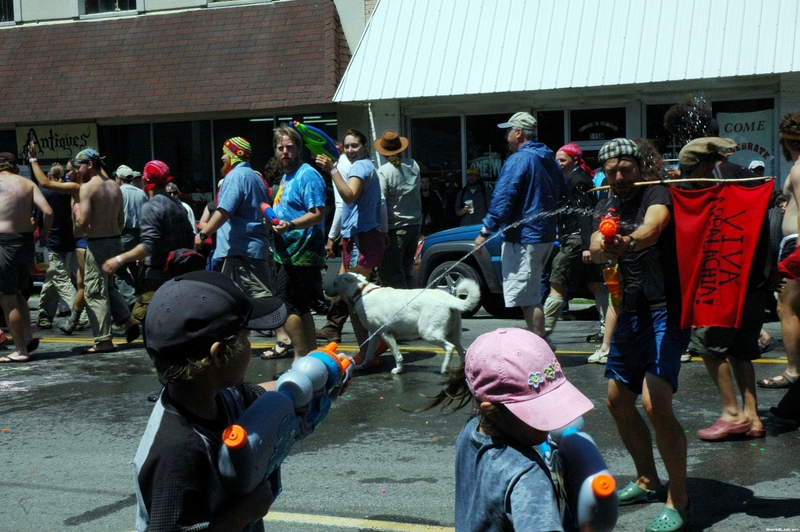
0;232;34;295
273;262;323;316
687;290;766;361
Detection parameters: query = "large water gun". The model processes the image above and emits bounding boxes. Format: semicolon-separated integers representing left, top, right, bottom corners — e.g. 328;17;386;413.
217;343;351;494
538;418;618;532
598;199;623;307
291;121;340;162
259;202;280;226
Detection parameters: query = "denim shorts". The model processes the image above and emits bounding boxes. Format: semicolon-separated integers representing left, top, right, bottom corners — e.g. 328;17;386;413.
605;309;689;394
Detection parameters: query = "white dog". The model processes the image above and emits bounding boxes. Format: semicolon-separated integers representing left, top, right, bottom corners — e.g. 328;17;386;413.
332;272;480;374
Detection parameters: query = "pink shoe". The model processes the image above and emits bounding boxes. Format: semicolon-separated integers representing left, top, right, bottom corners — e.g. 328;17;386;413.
0;330;7;347
697;418;751;441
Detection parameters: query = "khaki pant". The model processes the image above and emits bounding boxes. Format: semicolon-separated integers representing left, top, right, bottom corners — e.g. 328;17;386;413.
84;238;130;343
39;250;76;319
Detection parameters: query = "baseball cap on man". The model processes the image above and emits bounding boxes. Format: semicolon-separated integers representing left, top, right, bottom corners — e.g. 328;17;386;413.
497;112;537;130
145;270;287;363
465;328;593;432
598;138;641;164
678;137;738;167
748;160;765;170
74;149;103;165
115;164;134;181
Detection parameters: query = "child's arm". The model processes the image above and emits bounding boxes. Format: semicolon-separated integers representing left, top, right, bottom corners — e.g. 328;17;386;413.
509;466;565;532
208;477;274;532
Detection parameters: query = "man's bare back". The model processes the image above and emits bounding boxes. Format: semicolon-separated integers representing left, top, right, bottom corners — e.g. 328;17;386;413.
79;174;124;238
783;160;800;237
0;171;50;235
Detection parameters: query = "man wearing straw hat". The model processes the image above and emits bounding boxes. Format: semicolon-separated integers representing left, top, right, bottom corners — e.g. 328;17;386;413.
374;130;422;289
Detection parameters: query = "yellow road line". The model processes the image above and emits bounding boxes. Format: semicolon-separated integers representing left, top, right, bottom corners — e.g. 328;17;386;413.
263;512;454;531
24;337;791;363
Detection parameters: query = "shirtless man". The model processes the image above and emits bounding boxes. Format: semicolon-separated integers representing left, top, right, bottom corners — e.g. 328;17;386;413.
763;112;800;389
28;142;89;335
74;149;139;353
0;152;53;362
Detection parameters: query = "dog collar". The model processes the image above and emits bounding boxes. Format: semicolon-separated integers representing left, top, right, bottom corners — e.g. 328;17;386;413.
352;283;380;303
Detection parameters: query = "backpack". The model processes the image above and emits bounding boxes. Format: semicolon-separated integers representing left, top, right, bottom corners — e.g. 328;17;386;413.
163;248;206;279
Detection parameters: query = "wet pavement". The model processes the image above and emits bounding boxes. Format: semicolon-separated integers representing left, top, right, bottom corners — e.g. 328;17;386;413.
1;303;799;531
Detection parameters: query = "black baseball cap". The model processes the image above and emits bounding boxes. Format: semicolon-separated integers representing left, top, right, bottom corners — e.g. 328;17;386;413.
145;270;287;362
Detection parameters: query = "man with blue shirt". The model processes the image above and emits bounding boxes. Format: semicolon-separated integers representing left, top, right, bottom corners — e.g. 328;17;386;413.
473;112;565;338
194;137;273;298
270;124;327;359
115;164;147;309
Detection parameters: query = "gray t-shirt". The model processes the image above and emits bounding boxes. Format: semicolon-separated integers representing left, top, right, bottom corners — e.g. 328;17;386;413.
455;416;563;532
378;159;422;229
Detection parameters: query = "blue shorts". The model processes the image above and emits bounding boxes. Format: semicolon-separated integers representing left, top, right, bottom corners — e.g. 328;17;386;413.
605;309;689;394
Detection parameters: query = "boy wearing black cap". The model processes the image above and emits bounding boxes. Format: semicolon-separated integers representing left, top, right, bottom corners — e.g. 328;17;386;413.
133;270;288;532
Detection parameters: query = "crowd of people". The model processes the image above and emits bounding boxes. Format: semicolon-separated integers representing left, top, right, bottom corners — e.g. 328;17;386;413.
3;104;800;532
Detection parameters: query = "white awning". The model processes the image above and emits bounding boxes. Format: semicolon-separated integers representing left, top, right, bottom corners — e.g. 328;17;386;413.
334;0;800;102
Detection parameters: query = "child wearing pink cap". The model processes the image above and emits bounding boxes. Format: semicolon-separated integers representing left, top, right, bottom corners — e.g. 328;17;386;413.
428;327;593;532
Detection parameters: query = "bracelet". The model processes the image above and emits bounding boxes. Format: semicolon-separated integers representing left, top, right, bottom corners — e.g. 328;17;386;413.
116;255;124;265
331;167;339;175
29;157;37;163
288;221;297;231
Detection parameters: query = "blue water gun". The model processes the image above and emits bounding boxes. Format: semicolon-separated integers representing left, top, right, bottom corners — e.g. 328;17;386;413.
291;121;340;162
538;418;618;532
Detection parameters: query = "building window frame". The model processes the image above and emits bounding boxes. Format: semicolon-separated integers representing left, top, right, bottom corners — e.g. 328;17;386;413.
0;0;21;25
78;0;143;18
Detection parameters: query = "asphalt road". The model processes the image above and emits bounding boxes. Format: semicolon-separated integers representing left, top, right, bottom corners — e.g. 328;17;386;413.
1;303;799;531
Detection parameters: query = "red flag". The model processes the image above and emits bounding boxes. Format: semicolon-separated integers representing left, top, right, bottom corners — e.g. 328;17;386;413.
670;182;771;329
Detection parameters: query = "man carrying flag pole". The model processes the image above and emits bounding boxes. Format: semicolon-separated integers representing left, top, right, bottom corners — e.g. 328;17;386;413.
674;137;772;441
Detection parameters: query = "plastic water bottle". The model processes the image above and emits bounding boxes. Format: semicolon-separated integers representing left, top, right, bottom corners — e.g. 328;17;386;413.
34;241;49;271
217;391;300;495
602;263;623;307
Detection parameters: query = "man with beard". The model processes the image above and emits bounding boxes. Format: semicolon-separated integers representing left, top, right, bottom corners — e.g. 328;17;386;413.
270;124;327;359
194;137;273;299
590;138;689;532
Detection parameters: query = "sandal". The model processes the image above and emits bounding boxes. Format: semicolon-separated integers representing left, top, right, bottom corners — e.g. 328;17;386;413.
0;354;30;363
757;371;798;389
617;481;667;506
81;345;117;354
261;341;294;360
644;502;690;532
759;337;778;354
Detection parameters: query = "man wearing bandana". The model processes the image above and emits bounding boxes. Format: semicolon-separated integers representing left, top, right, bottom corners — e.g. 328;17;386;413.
74;149;140;353
194;137;273;299
102;160;194;324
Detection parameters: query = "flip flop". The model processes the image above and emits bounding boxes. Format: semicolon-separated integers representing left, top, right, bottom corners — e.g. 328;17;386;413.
81;345;117;354
759;337;778;354
757;371;798;389
26;338;40;353
0;354;30;363
260;341;294;360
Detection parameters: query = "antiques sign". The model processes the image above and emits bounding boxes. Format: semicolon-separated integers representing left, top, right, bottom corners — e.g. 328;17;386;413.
16;123;98;161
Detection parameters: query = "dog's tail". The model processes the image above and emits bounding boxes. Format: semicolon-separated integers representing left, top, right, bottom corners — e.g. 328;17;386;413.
454;279;481;312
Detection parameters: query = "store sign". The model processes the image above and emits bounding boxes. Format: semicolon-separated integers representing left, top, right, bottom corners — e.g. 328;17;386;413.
570;108;626;142
469;152;504;180
15;123;98;161
716;110;773;175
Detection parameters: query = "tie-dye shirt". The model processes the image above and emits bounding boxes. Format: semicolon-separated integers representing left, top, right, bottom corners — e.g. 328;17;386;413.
273;163;326;266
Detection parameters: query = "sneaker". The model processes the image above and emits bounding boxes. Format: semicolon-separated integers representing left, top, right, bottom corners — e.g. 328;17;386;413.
681;351;692;363
586;331;604;344
315;327;342;343
587;348;608;364
37;315;53;329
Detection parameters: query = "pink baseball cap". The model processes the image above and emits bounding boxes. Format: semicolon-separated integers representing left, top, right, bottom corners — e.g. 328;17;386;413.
465;328;594;432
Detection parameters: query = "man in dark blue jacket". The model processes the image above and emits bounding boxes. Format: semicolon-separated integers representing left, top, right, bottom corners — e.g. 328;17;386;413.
473;112;565;337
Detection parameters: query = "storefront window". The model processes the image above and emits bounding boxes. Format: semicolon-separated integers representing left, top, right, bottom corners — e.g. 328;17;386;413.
98;124;151;178
410;116;461;230
153;121;212;216
713;98;774;176
537;110;566;154
465;113;511;185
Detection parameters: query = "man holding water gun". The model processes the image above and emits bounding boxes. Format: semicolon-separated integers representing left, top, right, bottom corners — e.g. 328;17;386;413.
589;138;689;532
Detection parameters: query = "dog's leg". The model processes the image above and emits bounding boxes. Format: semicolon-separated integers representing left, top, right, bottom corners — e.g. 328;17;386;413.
381;333;403;374
440;341;456;374
357;335;379;369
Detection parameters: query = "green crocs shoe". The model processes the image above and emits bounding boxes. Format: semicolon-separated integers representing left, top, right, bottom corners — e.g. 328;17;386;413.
644;503;690;532
618;481;667;506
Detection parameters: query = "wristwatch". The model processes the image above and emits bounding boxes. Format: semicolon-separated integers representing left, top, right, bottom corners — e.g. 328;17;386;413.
627;236;637;252
288;221;297;231
199;231;207;240
479;228;491;238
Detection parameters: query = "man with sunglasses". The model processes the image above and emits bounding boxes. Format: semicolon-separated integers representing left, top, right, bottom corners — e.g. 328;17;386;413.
166;182;197;235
